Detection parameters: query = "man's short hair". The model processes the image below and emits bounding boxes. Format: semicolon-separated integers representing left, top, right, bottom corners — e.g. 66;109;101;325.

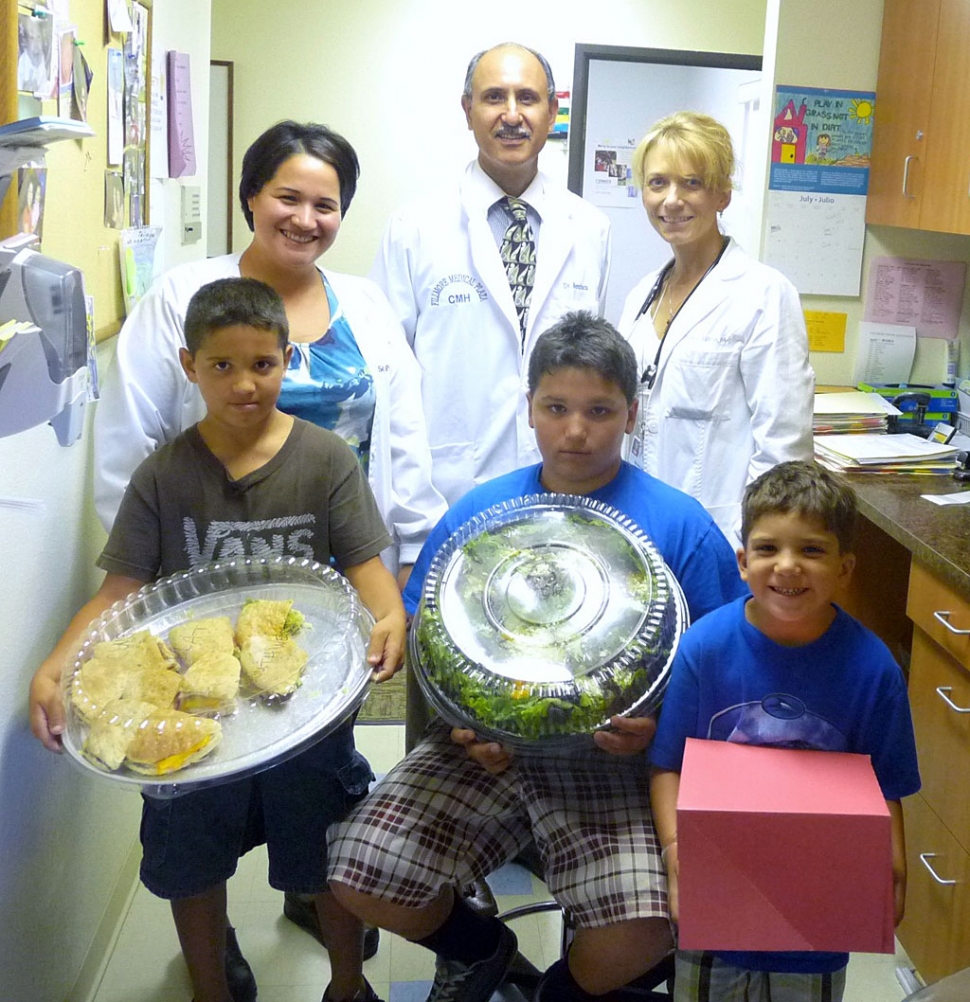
184;278;289;355
239;120;360;228
741;461;858;553
528;311;638;404
462;43;556;101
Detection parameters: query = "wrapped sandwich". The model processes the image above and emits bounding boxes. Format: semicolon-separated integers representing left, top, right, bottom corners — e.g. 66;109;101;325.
124;709;222;775
168;616;235;664
72;631;183;722
167;617;242;714
81;702;221;774
235;599;309;697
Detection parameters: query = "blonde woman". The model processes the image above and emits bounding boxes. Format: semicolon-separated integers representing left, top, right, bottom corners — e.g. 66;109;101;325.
619;111;814;545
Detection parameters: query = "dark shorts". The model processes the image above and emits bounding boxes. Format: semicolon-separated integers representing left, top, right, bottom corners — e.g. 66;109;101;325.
139;721;374;900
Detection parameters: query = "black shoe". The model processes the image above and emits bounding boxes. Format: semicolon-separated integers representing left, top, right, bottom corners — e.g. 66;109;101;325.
226;925;257;1002
282;891;381;960
322;975;385;1001
460;877;499;919
425;923;518;1002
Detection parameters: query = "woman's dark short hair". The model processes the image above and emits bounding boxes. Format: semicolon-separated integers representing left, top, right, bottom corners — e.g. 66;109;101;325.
184;277;289;355
527;311;638;404
741;460;858;553
239;120;360;229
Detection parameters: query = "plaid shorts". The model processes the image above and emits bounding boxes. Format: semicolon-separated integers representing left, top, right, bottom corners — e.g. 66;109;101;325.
674;951;847;1002
327;722;667;928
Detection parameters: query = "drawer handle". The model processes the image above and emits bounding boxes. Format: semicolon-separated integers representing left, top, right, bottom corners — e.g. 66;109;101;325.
919;852;957;885
902;155;917;197
936;686;970;713
932;610;970;635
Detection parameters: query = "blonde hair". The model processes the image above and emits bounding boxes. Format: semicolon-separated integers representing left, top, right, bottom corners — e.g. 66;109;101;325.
632;111;735;194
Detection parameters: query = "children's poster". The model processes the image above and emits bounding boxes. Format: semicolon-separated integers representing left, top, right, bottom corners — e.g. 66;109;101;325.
764;86;875;297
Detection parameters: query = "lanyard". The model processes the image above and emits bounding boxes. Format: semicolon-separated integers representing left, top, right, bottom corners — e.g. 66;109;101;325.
637;238;729;391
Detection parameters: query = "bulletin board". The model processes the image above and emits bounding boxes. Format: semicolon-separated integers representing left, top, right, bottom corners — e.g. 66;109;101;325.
2;0;152;341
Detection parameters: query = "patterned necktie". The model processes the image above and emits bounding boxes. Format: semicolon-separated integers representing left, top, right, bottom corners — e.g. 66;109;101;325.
499;196;536;349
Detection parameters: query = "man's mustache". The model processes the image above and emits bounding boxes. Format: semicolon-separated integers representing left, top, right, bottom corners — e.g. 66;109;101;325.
495;127;531;140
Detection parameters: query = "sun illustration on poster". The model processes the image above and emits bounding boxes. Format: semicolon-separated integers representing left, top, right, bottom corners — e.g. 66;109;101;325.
849;98;874;126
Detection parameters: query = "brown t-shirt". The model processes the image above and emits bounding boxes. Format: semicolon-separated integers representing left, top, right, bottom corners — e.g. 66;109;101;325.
99;418;391;580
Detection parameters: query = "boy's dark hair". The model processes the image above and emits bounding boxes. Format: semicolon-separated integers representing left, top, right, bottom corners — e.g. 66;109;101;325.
527;310;638;404
239;120;360;228
741;460;858;553
183;278;289;355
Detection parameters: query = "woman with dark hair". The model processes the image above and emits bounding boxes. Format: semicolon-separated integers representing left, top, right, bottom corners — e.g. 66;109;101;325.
92;121;446;1002
96;120;445;584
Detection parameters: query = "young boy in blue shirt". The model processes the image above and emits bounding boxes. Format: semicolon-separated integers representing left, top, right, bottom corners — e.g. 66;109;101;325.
650;460;921;1002
29;277;405;1002
327;311;747;1002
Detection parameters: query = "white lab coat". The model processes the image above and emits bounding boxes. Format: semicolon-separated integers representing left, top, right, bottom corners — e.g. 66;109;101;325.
372;160;611;505
618;239;815;545
93;254;446;571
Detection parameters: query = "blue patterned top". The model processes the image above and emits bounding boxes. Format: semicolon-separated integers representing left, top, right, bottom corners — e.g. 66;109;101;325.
277;274;376;475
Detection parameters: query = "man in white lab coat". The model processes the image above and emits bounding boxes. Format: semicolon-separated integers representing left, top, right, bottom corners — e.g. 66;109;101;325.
372;42;612;506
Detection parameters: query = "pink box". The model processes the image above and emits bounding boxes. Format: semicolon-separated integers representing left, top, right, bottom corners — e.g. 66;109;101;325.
676;738;895;953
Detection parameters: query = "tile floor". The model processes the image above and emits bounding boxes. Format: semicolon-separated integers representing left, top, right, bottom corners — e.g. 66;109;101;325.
91;723;921;1002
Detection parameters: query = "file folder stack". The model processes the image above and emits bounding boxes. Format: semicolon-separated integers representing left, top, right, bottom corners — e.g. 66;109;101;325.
814;432;960;474
812;390;897;436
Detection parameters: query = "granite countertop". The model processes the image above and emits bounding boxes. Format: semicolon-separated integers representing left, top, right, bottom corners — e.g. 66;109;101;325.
848;474;970;596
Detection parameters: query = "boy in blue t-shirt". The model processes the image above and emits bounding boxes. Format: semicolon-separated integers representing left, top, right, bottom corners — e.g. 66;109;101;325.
328;311;746;1002
29;278;405;1002
650;460;921;1002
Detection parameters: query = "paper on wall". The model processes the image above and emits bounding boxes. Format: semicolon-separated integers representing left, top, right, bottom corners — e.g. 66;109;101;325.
853;322;915;384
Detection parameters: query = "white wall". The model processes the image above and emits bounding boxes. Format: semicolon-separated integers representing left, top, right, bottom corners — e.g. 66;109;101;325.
0;3;211;1000
212;0;768;277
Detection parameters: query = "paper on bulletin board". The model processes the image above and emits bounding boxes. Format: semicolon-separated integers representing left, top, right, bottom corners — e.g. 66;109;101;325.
863;257;966;339
167;51;196;178
804;311;846;353
119;225;161;316
589;143;639;208
853;322;916;384
150;49;168;179
764;191;866;295
763;85;874;295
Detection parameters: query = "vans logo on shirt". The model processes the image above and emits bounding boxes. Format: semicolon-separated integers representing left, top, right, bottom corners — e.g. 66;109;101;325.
430;273;488;307
183;515;316;565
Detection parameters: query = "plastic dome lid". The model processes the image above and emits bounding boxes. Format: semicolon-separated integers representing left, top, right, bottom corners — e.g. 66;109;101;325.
411;494;688;750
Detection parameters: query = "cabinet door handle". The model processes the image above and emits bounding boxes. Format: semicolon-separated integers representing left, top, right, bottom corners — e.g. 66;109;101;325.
919;852;958;885
932;610;970;634
902;155;917;198
936;686;970;713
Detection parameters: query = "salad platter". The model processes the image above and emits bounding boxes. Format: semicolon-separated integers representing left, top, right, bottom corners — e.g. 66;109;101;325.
410;494;688;751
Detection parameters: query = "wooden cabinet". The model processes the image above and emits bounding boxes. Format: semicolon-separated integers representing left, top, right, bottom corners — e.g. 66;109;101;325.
899;560;970;981
897;793;970;983
867;0;970;234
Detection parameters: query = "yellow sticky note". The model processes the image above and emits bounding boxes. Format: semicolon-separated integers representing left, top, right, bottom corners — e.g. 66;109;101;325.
804;311;847;353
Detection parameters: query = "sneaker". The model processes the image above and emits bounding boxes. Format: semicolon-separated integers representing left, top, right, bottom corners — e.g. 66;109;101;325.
322;976;384;1001
424;924;518;1002
225;926;257;1002
283;891;381;960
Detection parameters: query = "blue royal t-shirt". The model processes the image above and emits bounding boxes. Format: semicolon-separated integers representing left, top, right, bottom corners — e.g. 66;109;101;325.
277;275;376;475
651;596;921;974
402;460;746;620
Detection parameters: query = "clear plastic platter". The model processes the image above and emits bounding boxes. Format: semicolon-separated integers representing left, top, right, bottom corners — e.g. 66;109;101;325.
61;557;374;797
410;494;689;752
